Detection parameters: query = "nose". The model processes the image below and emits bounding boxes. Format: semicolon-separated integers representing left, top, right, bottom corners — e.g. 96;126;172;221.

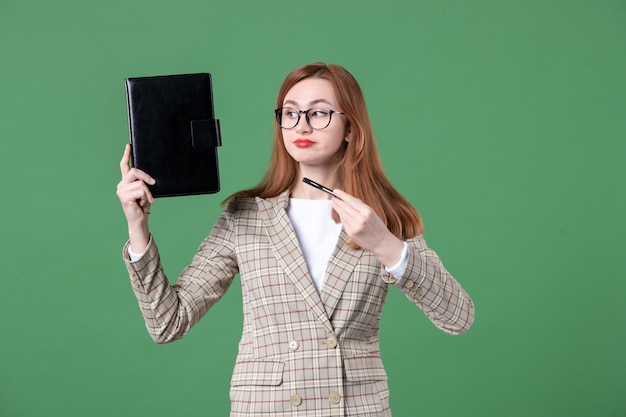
295;111;312;133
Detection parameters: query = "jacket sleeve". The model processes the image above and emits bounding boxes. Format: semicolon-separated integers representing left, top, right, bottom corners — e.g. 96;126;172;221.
381;235;475;335
122;203;239;344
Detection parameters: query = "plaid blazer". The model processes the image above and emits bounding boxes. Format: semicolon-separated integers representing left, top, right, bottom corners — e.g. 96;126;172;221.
124;191;474;417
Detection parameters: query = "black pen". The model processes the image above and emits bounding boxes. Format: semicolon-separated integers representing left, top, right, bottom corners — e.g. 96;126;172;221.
302;177;342;200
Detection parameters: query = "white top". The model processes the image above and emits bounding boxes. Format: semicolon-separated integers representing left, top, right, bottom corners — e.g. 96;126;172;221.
129;199;408;293
287;199;343;293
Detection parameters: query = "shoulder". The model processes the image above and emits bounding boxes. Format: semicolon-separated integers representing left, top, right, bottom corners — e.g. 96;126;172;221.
218;194;260;225
224;190;289;215
224;194;258;212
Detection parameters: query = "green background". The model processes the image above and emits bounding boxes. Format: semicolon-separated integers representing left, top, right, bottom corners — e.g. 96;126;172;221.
1;0;624;416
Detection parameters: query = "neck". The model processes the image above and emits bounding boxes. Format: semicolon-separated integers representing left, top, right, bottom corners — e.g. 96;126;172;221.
291;165;339;200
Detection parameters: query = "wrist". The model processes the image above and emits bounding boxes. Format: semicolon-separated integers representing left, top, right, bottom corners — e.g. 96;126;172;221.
128;222;150;254
372;234;405;268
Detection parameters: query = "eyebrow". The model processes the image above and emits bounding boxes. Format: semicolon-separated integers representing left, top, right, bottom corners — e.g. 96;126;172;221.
283;99;333;107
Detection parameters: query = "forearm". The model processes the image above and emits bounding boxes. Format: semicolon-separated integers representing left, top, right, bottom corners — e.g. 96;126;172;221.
124;238;193;343
128;218;150;254
122;212;239;344
384;236;475;335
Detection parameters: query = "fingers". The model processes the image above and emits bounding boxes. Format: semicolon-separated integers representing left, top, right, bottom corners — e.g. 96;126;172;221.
117;179;155;207
119;145;156;186
331;189;388;250
123;168;156;187
119;145;156;184
332;189;364;207
332;189;350;201
331;191;370;238
120;144;131;175
332;189;368;219
118;163;156;207
117;144;157;222
116;178;155;226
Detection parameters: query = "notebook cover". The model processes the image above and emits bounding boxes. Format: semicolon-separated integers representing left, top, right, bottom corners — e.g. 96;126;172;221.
125;73;222;197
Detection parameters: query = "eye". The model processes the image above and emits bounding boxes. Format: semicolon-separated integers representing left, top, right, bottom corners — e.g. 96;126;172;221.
309;109;330;118
282;108;299;119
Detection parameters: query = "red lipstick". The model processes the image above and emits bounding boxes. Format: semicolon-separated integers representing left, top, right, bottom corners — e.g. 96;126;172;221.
294;139;315;148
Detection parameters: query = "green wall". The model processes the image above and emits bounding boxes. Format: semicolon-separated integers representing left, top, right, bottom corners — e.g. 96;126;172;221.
1;1;624;416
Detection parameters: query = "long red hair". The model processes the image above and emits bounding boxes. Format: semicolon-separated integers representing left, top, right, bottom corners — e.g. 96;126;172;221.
229;62;423;240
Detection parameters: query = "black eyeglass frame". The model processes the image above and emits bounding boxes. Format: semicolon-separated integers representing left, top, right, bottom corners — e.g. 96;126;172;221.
274;107;345;130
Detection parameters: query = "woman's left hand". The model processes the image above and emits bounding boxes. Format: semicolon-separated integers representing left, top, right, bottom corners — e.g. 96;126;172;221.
332;189;405;267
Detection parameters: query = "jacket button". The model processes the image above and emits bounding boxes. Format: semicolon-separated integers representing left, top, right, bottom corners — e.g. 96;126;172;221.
329;392;341;404
291;394;302;406
289;340;299;351
326;338;337;348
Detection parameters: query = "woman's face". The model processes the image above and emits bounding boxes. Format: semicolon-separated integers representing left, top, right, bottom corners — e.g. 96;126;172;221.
280;78;348;170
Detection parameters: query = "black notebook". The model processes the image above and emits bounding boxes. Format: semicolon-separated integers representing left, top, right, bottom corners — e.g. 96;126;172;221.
125;73;222;197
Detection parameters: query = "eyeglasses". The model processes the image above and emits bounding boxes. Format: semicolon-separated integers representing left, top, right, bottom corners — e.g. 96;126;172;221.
275;107;345;130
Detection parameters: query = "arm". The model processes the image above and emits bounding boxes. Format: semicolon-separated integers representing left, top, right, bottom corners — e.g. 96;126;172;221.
331;189;474;335
382;235;475;335
123;204;239;344
117;144;239;343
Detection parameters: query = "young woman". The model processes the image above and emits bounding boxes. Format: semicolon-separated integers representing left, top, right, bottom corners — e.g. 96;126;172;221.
117;62;474;417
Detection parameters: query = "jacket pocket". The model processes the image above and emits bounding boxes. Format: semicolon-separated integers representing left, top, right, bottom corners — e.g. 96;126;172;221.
230;359;285;386
344;354;388;382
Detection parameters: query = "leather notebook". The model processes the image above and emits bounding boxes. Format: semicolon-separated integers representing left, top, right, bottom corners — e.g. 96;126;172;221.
125;73;222;197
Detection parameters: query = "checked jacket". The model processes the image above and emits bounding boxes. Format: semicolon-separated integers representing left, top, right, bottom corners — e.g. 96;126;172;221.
123;190;475;417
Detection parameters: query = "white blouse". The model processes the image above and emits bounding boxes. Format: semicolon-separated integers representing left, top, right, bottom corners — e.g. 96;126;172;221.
287;199;343;293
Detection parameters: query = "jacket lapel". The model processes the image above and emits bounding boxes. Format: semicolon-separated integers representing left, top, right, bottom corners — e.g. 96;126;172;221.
256;192;335;333
320;229;364;319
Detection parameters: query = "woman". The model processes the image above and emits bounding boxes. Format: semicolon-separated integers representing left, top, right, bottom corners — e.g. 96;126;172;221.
117;62;474;417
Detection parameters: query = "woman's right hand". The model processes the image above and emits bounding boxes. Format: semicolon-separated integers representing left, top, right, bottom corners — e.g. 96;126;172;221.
116;144;156;251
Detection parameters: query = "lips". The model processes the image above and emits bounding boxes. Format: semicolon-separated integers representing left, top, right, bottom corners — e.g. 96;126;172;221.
294;139;315;148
